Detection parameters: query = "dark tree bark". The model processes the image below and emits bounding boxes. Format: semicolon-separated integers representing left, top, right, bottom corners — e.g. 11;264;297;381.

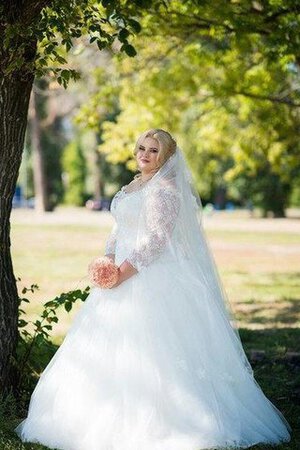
0;70;35;394
30;87;52;212
0;1;51;394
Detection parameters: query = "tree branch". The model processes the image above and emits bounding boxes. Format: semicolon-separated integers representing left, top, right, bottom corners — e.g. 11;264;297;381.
232;89;300;108
264;6;300;23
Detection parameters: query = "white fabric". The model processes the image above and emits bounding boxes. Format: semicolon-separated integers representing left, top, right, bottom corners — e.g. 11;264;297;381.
15;148;292;450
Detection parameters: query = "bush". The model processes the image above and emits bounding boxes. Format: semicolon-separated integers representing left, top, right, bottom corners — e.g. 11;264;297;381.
12;281;90;411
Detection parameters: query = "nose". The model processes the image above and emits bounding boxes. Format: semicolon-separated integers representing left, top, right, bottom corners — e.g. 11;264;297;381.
142;149;151;158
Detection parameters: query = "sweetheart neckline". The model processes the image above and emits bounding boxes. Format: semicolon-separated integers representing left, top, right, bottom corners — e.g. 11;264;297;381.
120;185;146;195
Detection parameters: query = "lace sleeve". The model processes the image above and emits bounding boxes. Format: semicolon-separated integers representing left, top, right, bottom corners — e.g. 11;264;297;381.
104;222;118;256
125;186;181;272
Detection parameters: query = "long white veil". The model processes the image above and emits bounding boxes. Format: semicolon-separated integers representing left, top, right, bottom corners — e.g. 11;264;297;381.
135;145;255;379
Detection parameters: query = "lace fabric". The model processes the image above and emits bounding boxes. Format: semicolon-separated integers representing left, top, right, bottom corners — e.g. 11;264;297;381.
105;184;180;272
104;182;149;259
105;222;118;256
125;186;181;271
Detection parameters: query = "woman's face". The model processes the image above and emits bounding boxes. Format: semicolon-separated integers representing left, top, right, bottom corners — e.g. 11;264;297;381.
136;137;160;175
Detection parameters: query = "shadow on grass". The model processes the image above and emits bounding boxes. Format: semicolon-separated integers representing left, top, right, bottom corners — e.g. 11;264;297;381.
239;327;300;449
235;296;300;328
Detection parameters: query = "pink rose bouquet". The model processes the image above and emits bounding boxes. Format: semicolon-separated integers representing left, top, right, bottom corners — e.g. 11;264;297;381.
88;256;119;288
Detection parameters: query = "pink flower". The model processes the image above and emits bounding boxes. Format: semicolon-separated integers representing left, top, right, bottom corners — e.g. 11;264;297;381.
88;256;119;289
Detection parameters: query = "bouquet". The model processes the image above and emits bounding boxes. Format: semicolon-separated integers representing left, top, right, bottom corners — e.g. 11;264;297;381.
88;256;119;288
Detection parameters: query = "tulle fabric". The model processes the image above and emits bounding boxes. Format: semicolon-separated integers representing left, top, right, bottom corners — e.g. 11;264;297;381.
15;258;291;450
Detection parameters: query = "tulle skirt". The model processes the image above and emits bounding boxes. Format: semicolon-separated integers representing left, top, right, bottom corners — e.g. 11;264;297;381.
15;260;292;450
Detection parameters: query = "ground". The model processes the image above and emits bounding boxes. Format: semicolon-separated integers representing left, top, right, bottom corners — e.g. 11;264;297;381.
1;206;299;449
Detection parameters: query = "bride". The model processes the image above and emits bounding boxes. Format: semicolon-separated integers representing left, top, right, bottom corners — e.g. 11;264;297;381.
15;128;292;450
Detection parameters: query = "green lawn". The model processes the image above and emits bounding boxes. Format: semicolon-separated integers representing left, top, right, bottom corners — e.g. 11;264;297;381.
1;208;299;449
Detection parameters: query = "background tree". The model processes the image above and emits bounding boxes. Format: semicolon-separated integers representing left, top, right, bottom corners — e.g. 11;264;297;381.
62;138;87;206
73;58;134;197
93;1;300;216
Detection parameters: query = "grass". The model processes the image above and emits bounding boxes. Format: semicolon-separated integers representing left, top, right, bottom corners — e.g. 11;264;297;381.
1;207;299;449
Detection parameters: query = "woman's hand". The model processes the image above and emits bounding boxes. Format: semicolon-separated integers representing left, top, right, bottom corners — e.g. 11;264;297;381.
108;259;138;288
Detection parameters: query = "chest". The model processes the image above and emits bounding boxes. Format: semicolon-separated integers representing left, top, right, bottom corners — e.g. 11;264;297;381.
110;189;143;227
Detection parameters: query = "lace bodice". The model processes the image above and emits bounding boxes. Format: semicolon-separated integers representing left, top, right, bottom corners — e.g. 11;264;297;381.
105;184;181;272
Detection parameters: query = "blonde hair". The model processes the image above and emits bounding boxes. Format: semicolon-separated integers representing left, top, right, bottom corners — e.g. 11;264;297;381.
133;128;177;178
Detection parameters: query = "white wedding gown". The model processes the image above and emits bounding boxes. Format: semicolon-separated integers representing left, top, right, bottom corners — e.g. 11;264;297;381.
15;185;292;450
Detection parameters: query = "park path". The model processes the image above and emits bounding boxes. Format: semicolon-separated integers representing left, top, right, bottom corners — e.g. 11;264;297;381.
11;206;300;231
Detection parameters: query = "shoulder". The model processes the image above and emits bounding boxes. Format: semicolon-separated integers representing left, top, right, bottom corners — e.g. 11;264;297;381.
151;181;180;199
121;178;139;193
147;182;181;211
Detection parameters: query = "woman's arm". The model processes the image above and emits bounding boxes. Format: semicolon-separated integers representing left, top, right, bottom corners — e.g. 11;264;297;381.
126;186;180;271
104;222;118;263
110;185;180;288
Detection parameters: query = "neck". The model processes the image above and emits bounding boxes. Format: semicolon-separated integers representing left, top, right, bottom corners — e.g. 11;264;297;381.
140;172;153;182
140;167;159;181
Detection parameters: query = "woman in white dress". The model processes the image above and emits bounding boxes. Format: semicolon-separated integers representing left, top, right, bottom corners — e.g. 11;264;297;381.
15;128;292;450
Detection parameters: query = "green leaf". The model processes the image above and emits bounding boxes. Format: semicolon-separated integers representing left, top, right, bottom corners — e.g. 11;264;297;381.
121;44;137;57
35;334;44;344
97;40;107;50
64;302;72;312
61;69;70;81
44;43;55;55
119;28;130;42
102;0;115;7
39;58;48;67
56;55;67;64
128;19;142;33
44;300;55;307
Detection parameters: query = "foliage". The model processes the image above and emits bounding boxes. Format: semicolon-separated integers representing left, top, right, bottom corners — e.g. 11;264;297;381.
1;0;154;85
73;60;136;195
12;281;90;399
3;0;300;211
62;137;87;205
83;2;300;216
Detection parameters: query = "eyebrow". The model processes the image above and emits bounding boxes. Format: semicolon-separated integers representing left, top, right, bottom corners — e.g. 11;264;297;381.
139;144;158;150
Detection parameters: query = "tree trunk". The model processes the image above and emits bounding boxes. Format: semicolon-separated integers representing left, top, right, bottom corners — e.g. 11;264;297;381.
0;0;53;395
0;72;34;394
30;86;52;212
93;144;104;201
261;173;289;218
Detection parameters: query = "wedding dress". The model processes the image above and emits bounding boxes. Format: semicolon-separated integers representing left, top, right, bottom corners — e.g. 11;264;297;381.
15;147;292;450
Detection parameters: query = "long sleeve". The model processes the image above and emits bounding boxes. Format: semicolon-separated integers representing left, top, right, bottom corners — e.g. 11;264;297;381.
125;186;181;272
104;222;118;256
